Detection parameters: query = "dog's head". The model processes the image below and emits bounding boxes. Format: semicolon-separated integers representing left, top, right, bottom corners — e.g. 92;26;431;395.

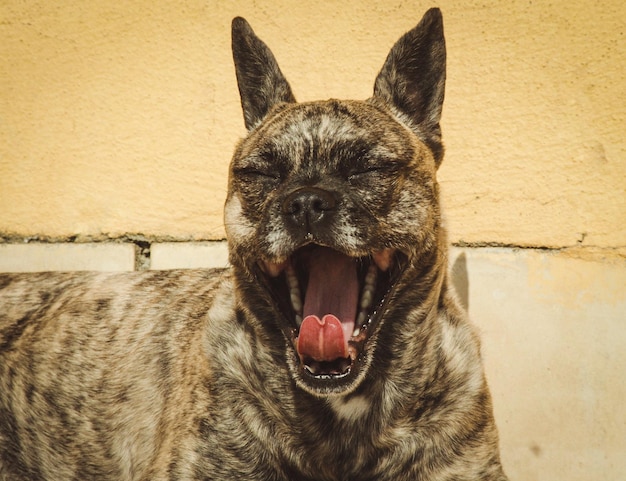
225;9;446;397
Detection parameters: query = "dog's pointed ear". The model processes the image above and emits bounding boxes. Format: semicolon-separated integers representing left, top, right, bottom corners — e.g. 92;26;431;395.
232;17;296;130
373;8;446;165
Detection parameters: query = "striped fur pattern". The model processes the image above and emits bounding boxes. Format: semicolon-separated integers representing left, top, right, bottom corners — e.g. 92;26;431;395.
0;9;507;480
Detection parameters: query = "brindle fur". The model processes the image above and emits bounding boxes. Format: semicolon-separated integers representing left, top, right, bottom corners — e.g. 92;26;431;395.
0;9;508;480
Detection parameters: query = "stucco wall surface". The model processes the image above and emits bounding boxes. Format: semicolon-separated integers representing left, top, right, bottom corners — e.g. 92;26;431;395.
1;0;625;249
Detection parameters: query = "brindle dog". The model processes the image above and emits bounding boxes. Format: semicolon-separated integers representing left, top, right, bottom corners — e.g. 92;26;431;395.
0;8;508;480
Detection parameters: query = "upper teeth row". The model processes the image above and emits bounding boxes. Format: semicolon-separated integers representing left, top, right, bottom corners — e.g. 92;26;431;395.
356;264;377;328
285;264;303;325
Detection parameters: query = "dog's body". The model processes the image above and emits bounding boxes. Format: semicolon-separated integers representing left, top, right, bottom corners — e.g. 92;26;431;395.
0;9;507;480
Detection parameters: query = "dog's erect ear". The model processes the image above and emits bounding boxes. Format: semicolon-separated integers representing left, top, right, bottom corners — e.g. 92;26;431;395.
373;8;446;165
232;17;296;130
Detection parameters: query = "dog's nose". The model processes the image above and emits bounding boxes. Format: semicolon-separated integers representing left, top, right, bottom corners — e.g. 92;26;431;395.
282;187;337;228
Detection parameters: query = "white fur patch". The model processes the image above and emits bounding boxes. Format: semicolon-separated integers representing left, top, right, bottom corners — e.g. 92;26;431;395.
328;395;371;422
265;220;292;258
224;195;255;242
207;279;237;324
440;317;483;395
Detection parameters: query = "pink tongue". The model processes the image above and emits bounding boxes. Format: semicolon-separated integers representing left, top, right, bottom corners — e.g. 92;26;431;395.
297;314;348;361
296;248;358;362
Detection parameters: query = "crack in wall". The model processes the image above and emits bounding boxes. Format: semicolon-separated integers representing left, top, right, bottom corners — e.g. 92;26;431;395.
452;241;564;251
0;233;205;244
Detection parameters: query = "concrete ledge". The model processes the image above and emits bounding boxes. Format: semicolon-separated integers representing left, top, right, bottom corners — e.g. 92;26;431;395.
150;241;229;270
0;243;135;272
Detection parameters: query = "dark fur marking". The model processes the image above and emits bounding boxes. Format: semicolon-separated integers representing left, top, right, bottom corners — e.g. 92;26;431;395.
0;314;32;352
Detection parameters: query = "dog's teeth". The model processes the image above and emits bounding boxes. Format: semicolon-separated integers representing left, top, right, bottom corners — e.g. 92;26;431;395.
295;314;303;326
261;260;286;277
290;293;302;312
355;263;378;330
286;264;303;317
365;264;377;286
360;290;373;310
305;361;321;375
359;264;378;311
286;270;300;294
286;264;298;288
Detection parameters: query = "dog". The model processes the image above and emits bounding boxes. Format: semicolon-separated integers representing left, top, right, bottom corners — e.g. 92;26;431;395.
0;8;508;480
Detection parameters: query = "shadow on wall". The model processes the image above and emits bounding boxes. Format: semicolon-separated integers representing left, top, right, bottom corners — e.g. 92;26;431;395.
450;252;469;311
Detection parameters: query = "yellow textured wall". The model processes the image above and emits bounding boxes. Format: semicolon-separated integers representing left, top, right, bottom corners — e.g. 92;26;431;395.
1;1;625;249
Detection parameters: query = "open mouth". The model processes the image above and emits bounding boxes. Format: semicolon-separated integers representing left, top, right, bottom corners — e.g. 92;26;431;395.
259;245;403;380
